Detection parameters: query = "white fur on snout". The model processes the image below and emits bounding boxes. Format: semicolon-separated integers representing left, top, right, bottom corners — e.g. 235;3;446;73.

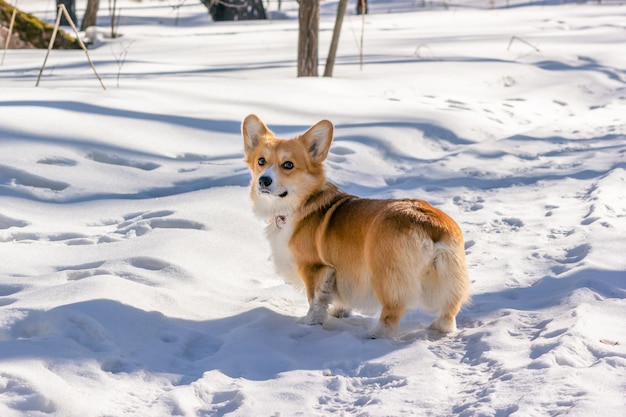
257;166;276;193
251;166;293;219
256;166;285;196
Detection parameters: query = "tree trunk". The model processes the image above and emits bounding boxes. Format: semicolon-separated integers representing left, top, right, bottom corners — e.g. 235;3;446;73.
297;0;319;77
356;0;368;15
80;0;99;31
0;0;80;49
57;0;77;26
323;0;348;77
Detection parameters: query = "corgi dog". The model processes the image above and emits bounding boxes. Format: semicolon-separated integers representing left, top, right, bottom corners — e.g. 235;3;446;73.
241;114;470;338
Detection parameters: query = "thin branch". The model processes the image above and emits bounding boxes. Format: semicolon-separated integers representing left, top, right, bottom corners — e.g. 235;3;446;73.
323;0;348;77
110;0;120;38
169;0;187;26
36;4;63;87
60;3;106;90
37;4;106;90
112;39;134;88
1;0;19;66
507;36;540;52
359;0;365;71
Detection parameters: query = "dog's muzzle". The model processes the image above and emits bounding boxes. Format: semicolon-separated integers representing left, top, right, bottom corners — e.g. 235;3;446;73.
258;176;288;198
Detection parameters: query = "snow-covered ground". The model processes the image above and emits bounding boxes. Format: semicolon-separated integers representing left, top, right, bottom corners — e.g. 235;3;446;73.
1;0;625;415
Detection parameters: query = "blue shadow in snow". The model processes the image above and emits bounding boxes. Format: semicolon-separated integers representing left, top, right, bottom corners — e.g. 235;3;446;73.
466;268;626;317
0;100;240;134
0;100;250;202
1;300;401;383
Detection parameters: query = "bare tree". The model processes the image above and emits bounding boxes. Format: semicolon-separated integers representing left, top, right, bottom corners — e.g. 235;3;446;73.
80;0;99;31
323;0;348;77
109;0;120;38
297;0;319;77
356;0;367;15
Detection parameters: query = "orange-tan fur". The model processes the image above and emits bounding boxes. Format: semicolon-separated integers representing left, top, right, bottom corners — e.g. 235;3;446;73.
242;114;471;338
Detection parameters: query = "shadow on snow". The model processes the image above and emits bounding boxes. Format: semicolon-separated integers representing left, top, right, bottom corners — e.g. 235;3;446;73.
1;300;402;383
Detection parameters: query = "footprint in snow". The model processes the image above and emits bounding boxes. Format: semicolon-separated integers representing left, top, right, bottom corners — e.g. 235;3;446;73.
205;390;245;416
0;284;24;307
555;244;590;265
0;213;29;230
327;145;356;163
545;244;590;275
486;217;525;232
37;156;77;167
76;210;205;243
86;150;160;171
129;256;171;271
453;195;485;212
182;333;223;361
0;230;94;245
58;257;187;287
114;210;206;239
0;372;57;414
318;361;408;414
0;164;69;192
189;373;246;416
58;261;112;281
445;98;472;111
0;213;31;244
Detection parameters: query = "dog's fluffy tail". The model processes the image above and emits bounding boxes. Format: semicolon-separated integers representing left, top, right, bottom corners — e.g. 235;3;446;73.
424;240;471;333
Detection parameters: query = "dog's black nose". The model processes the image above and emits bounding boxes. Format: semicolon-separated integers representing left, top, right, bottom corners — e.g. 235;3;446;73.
259;176;272;188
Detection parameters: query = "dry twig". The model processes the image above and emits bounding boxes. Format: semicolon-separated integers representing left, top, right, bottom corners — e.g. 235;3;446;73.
507;36;540;52
1;0;18;66
36;3;106;90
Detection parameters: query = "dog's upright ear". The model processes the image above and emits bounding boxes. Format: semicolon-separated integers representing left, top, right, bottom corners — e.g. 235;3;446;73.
242;114;271;156
300;120;334;164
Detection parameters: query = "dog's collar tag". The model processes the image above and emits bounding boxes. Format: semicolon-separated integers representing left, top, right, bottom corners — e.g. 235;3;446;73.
275;215;286;229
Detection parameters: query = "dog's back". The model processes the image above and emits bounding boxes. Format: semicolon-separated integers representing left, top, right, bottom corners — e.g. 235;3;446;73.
290;183;470;337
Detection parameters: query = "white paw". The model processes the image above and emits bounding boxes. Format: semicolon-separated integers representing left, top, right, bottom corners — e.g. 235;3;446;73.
298;310;326;326
429;317;457;333
368;322;397;339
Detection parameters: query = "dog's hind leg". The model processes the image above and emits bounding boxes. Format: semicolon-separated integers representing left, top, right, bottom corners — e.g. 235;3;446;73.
367;235;416;338
371;303;406;338
429;302;461;333
299;266;336;326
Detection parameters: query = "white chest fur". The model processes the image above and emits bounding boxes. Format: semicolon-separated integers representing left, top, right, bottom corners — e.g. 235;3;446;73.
265;216;303;288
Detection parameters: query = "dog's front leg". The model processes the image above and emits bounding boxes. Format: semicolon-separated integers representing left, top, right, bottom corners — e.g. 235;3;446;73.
299;266;336;326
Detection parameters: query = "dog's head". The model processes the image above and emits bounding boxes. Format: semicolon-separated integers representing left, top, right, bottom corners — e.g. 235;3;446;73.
241;114;334;219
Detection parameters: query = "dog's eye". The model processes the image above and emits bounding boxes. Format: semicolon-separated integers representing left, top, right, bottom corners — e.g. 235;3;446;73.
258;157;266;166
282;161;294;170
